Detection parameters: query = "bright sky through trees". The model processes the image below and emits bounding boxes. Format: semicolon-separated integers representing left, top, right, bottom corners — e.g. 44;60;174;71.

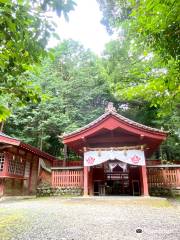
48;0;112;55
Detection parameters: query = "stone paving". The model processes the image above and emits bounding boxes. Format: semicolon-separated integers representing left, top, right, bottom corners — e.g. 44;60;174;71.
0;196;180;240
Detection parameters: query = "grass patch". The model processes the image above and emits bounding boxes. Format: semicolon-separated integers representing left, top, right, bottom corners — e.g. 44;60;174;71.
173;195;180;202
0;211;25;240
167;195;180;203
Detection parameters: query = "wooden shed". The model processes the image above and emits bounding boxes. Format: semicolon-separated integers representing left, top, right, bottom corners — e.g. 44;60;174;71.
0;132;56;196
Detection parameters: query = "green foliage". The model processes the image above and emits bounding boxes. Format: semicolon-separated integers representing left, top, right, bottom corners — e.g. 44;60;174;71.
5;40;115;156
98;0;180;115
97;0;180;160
101;41;179;160
128;0;180;61
2;0;180;160
0;0;76;119
5;38;180;160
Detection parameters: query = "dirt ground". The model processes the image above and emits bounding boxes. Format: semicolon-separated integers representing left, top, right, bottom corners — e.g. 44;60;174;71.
0;196;180;240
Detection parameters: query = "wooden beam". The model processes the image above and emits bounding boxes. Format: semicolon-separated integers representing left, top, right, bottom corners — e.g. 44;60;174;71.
86;136;139;144
0;179;5;196
0;145;13;150
28;160;33;194
63;144;67;167
85;145;145;151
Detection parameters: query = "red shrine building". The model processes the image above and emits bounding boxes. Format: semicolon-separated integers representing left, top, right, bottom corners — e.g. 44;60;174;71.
0;132;56;196
1;103;179;197
61;103;168;196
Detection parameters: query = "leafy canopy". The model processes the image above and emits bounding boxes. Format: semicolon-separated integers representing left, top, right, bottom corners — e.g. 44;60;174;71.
98;0;180;116
5;40;115;156
0;0;76;121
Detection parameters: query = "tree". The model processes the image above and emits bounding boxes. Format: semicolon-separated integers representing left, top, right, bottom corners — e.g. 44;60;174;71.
97;0;180;116
5;39;179;160
98;0;180;160
0;0;76;121
5;40;115;156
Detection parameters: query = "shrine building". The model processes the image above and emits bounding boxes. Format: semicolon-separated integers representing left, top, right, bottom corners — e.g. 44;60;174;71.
1;103;179;197
60;103;168;196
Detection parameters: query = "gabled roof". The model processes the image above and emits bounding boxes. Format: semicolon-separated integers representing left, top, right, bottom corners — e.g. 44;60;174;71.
63;103;168;141
0;132;57;161
0;132;19;140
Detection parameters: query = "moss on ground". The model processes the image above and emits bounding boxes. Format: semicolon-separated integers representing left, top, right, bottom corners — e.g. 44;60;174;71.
0;210;26;240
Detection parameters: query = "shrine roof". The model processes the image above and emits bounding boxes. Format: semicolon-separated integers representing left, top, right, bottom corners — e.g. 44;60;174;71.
63;103;168;140
0;132;19;140
0;131;57;161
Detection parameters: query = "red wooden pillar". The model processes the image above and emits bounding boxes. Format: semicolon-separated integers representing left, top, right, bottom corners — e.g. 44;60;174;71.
84;166;89;196
89;167;93;196
51;169;54;187
140;166;149;196
177;169;180;187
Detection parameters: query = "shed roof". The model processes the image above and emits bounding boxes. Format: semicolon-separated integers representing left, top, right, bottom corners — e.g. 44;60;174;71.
0;132;57;161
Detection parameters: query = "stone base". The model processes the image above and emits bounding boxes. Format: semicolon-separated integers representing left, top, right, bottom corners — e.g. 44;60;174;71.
36;186;83;197
149;186;180;197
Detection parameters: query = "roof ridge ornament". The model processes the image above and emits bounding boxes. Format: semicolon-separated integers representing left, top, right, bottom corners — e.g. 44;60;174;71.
105;102;117;113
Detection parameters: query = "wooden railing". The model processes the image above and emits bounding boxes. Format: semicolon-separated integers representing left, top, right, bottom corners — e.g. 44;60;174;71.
52;169;83;188
146;160;180;166
146;160;161;166
147;168;180;188
52;160;83;167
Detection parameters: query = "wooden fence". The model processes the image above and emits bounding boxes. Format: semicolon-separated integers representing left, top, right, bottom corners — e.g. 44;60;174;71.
147;168;180;188
52;169;83;188
52;160;83;167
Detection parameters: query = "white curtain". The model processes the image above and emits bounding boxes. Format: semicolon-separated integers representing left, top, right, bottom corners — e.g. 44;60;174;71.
84;150;145;167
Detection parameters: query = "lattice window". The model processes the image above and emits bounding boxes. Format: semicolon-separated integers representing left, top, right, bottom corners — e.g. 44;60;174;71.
0;153;5;172
8;155;25;176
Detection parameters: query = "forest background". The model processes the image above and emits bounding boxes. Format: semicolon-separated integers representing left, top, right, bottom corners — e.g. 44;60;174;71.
0;0;179;161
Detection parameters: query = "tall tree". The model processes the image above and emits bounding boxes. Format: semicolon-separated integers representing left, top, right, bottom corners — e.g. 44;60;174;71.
5;39;179;160
5;40;115;156
97;0;180;116
0;0;76;121
98;0;180;160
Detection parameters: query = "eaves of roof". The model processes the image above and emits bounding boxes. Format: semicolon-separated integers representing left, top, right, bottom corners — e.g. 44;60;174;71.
63;110;168;139
0;132;57;161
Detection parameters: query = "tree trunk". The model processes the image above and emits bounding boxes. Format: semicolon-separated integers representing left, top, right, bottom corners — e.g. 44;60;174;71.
0;122;4;132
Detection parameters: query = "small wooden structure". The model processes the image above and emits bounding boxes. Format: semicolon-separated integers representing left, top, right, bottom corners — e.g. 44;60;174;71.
0;132;56;196
52;102;175;196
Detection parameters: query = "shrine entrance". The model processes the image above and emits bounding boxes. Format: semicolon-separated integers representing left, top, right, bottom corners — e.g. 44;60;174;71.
92;160;141;196
105;163;130;195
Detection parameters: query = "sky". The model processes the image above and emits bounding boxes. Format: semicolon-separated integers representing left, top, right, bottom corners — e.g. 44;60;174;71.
48;0;112;55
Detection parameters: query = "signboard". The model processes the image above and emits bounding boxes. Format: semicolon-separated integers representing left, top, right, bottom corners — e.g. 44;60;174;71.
84;150;145;167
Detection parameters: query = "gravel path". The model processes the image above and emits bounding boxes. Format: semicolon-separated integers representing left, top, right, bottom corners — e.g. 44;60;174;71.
0;197;180;240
